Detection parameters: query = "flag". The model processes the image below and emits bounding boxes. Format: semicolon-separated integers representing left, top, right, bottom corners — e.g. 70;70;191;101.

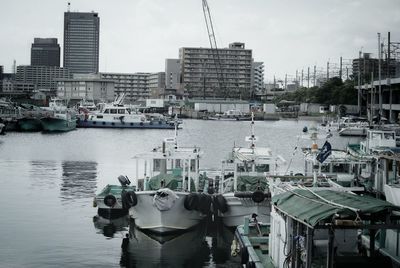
316;141;332;163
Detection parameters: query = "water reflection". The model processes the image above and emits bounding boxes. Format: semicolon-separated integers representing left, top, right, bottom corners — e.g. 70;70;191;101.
29;160;59;189
93;214;130;238
60;161;97;202
124;221;210;268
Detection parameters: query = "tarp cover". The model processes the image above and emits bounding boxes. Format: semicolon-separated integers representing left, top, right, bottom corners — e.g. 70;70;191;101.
272;189;400;227
236;175;268;192
153;188;179;211
148;173;196;192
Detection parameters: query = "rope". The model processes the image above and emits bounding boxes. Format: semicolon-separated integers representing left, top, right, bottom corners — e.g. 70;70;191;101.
284;134;300;175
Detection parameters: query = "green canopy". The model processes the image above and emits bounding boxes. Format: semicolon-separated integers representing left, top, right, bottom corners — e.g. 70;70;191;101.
148;173;196;192
272;189;400;228
236;175;268;192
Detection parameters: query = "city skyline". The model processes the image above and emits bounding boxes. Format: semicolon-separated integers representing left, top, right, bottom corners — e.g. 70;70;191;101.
0;0;399;81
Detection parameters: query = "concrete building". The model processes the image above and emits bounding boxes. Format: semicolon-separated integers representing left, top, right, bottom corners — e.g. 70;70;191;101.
31;38;60;67
179;42;253;99
148;72;165;98
165;59;181;91
15;65;71;94
100;72;150;102
64;11;100;74
251;62;264;97
192;99;250;113
56;73;114;102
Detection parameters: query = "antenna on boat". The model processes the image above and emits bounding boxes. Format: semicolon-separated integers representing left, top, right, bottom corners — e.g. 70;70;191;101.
245;112;257;152
174;114;178;149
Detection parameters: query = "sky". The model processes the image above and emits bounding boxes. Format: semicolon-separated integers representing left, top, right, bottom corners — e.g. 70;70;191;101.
0;0;399;82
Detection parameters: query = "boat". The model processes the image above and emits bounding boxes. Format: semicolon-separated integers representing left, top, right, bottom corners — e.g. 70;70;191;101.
17;104;53;132
77;94;179;129
77;103;177;129
208;109;251;121
40;98;77;132
40;110;77;132
93;175;136;219
268;186;399;268
128;124;208;233
216;114;285;227
124;222;209;267
233;215;272;268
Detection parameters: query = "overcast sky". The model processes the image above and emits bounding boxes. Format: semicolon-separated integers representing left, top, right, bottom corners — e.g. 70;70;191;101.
1;0;399;81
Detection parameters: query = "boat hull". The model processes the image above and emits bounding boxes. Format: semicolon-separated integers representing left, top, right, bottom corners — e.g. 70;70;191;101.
77;119;176;129
219;193;271;227
208;116;251;121
129;191;204;233
41;117;76;132
18;118;42;131
339;127;367;136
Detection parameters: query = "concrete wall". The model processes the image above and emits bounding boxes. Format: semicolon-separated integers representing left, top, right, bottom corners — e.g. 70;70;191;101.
194;102;250;113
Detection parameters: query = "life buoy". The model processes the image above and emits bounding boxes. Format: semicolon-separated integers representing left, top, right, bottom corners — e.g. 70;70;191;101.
184;193;199;210
104;194;117;207
213;194;228;213
121;191;137;209
251;190;265;203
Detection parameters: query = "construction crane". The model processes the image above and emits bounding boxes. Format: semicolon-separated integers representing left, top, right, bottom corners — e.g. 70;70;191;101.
202;0;226;98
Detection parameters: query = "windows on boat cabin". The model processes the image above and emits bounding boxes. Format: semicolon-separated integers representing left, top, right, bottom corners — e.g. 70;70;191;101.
237;162;270;173
103;108;132;114
152;158;197;173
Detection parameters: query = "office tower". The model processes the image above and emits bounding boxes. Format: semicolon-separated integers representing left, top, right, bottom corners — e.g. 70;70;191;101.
64;11;100;74
31;38;60;67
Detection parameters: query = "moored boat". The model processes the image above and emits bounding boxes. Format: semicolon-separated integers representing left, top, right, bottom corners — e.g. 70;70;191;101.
208;109;251;121
128;125;208;233
40;110;77;132
216;114;285;227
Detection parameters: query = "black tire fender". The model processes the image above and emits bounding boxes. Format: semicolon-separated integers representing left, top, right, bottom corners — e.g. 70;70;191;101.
214;194;228;213
104;194;117;207
184;193;199;210
251;190;265;203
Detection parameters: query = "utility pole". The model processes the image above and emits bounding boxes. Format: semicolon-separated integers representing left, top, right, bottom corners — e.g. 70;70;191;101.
301;69;304;87
307;67;310;88
357;51;361;115
378;33;382;118
327;61;330;81
313;65;316;87
339;56;343;81
285;74;287;90
388;32;392;122
295;70;298;90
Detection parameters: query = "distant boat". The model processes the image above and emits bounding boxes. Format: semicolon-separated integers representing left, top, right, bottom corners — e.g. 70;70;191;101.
77;103;178;129
208;109;251;121
40;98;76;132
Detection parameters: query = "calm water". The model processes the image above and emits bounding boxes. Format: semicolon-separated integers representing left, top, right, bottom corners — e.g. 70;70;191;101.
0;119;361;267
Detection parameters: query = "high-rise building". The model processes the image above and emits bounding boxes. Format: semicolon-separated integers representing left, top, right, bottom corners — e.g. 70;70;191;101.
31;38;60;67
64;11;100;74
100;72;150;101
165;59;181;90
251;62;264;96
15;65;71;94
179;42;253;99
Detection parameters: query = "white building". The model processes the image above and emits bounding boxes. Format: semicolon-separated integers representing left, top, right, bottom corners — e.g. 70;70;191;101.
56;73;114;102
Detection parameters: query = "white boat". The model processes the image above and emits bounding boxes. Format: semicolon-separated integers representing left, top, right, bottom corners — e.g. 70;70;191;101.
77;103;177;129
128;125;208;233
216;114;285;227
208;109;251;121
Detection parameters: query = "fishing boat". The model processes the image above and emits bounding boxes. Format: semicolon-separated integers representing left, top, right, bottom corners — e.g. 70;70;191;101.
17;104;52;132
40;98;77;132
93;175;136;219
215;114;285;227
208;109;251;121
128;124;208;233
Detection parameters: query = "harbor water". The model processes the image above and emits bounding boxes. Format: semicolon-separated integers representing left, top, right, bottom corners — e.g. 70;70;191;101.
0;119;361;267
